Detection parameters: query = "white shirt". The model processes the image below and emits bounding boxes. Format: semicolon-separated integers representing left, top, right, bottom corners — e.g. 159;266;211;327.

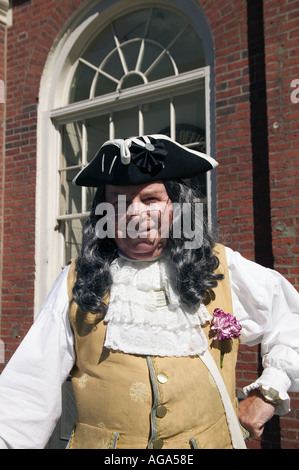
0;246;298;449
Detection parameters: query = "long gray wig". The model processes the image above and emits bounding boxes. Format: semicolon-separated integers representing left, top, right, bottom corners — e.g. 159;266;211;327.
72;180;223;314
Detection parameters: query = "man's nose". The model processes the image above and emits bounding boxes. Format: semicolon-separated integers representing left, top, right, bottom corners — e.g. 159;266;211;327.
126;202;143;217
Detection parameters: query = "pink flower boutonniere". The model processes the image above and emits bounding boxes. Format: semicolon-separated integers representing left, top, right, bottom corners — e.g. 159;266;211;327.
211;308;242;368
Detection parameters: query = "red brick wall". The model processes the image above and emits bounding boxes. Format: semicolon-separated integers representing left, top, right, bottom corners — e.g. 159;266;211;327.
206;0;299;448
263;0;299;449
0;0;298;449
208;0;255;261
264;0;299;288
204;0;263;449
0;13;7;370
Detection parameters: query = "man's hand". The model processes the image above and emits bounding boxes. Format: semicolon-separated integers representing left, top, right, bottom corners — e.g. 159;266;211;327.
238;390;276;439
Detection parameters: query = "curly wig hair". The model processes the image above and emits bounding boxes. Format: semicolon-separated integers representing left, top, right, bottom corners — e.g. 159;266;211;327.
72;180;223;314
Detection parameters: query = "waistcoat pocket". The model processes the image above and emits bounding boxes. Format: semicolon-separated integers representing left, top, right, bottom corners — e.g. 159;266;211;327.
68;422;119;449
189;414;233;449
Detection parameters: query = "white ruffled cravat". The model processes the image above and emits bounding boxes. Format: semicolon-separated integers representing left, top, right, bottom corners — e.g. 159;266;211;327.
104;254;212;356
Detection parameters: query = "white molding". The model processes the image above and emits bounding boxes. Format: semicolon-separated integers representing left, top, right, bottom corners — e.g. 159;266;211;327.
0;0;9;26
50;68;207;124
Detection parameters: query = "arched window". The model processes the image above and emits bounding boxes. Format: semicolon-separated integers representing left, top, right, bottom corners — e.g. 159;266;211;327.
69;7;205;101
36;0;215;315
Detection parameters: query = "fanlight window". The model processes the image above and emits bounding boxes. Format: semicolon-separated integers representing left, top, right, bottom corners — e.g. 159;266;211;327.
69;7;205;102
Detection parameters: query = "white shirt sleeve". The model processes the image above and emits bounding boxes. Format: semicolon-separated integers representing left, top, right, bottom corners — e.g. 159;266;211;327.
226;246;299;415
0;265;75;449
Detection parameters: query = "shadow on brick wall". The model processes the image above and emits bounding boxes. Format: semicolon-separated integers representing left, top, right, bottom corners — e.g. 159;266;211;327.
247;0;279;448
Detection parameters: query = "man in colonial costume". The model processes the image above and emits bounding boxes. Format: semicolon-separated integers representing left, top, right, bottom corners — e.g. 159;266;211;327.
0;135;298;449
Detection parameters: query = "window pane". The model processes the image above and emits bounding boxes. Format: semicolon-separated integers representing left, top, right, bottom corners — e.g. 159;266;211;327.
86;115;110;162
147;8;188;47
94;73;117;97
60;122;82;217
121;41;143;71
170;28;205;73
139;41;162;74
113;9;149;42
174;91;207;195
146;53;176;81
60;168;81;215
63;218;85;264
113;107;138;138
82;25;115;67
121;73;144;90
86;187;97;212
175;90;206;149
102;50;124;81
61;122;82;168
69;62;96;103
143;99;170;135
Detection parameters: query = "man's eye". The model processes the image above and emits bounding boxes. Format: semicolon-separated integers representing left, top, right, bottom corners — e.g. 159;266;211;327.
144;197;158;203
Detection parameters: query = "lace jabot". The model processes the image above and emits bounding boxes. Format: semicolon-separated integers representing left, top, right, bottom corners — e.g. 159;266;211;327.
104;255;212;356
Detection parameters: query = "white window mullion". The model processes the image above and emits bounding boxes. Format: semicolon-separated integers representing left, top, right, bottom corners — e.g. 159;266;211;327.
56;125;66;271
170;98;176;140
204;67;212;230
135;39;145;73
138;105;144;135
81;120;87;212
136;8;152;72
109;112;115;139
204;67;211;157
111;24;128;75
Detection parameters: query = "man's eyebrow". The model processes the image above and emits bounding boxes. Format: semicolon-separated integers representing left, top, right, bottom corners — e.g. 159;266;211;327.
140;188;164;197
109;188;165;199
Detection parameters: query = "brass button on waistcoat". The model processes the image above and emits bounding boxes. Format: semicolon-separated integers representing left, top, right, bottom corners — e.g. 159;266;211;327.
153;438;164;449
157;372;168;384
156;405;167;418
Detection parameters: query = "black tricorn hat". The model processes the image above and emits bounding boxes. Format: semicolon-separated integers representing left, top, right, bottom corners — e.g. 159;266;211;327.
72;134;218;187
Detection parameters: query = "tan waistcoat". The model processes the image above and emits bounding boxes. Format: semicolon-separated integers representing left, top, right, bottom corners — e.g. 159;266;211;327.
67;244;240;449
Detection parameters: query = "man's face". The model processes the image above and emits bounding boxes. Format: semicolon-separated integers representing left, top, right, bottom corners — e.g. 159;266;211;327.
105;181;173;260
